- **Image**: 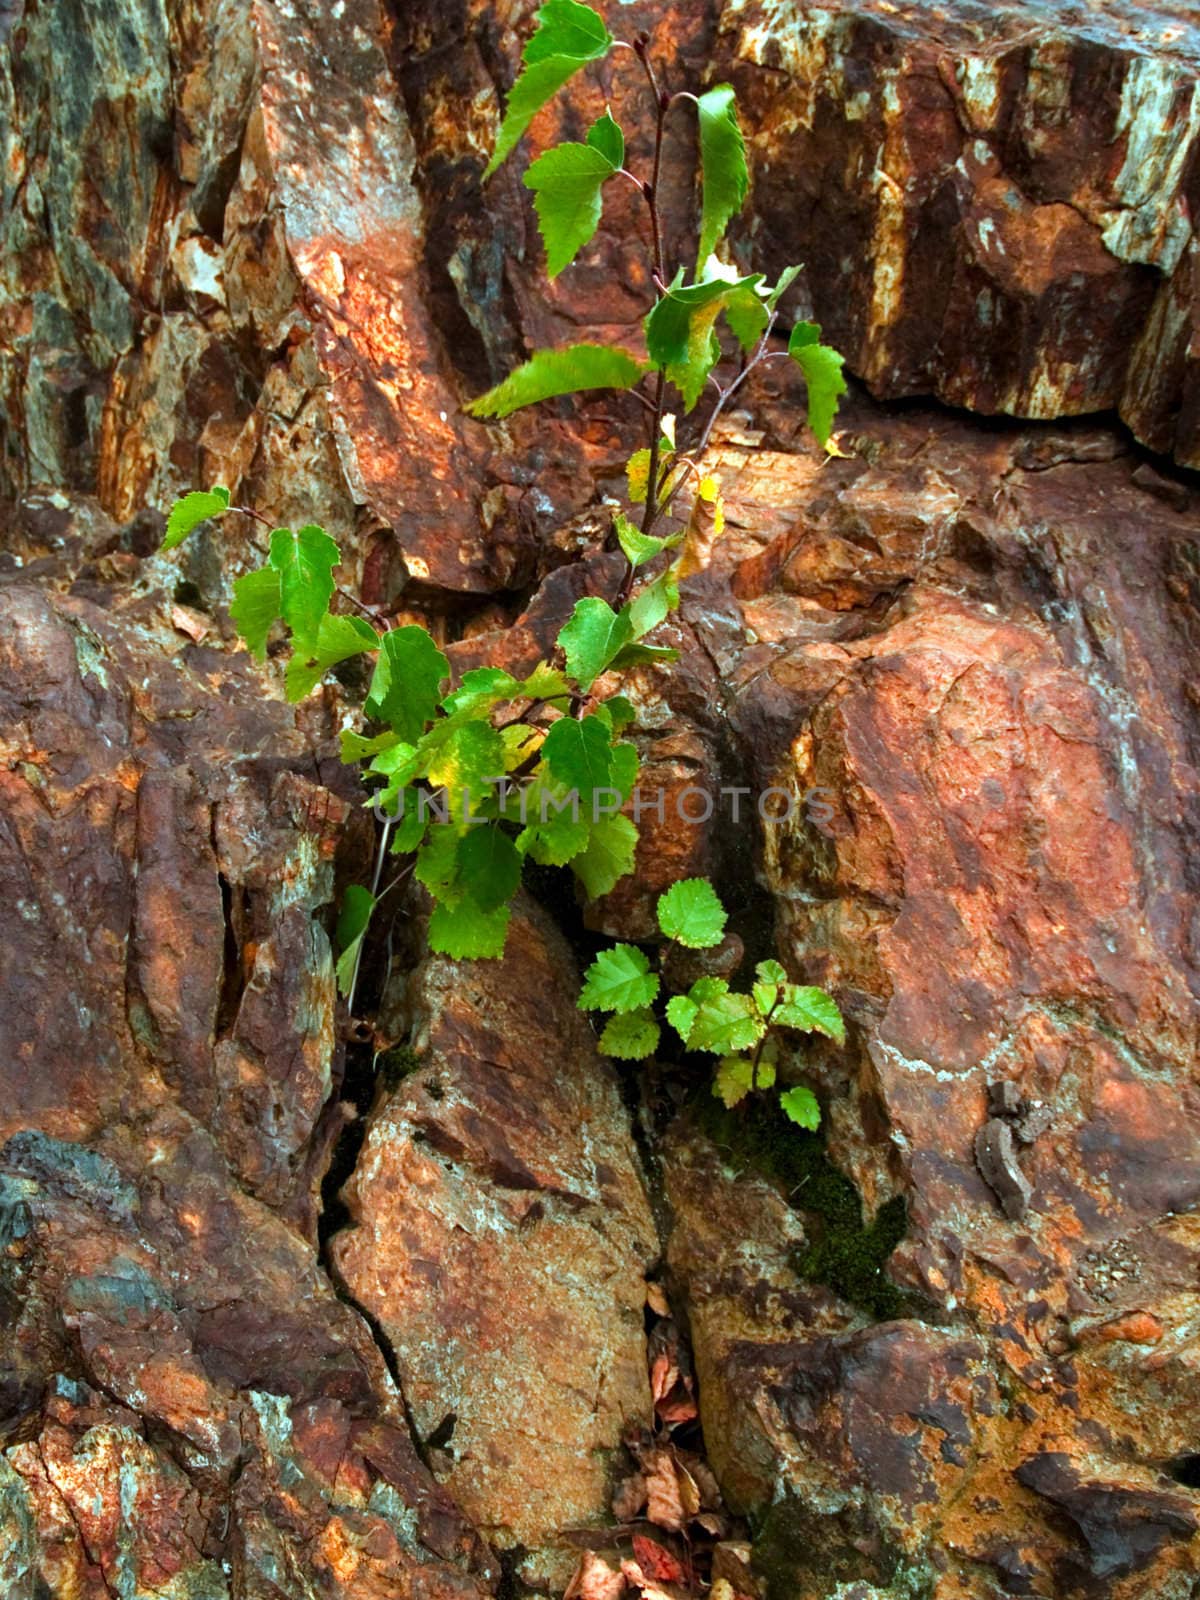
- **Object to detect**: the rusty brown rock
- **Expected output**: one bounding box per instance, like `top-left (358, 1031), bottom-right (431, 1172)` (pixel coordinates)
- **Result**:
top-left (0, 530), bottom-right (495, 1598)
top-left (332, 896), bottom-right (657, 1590)
top-left (717, 0), bottom-right (1200, 465)
top-left (649, 399), bottom-right (1200, 1596)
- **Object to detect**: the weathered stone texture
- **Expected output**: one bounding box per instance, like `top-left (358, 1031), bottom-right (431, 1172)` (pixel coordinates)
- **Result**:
top-left (333, 898), bottom-right (657, 1590)
top-left (4, 0), bottom-right (1200, 1596)
top-left (652, 394), bottom-right (1200, 1597)
top-left (0, 536), bottom-right (495, 1598)
top-left (716, 0), bottom-right (1200, 464)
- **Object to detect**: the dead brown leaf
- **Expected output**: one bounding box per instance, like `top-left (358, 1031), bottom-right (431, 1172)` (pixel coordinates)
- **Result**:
top-left (611, 1470), bottom-right (647, 1523)
top-left (689, 1458), bottom-right (722, 1510)
top-left (643, 1448), bottom-right (700, 1532)
top-left (646, 1282), bottom-right (671, 1317)
top-left (563, 1551), bottom-right (626, 1600)
top-left (631, 1535), bottom-right (686, 1584)
top-left (711, 1541), bottom-right (759, 1599)
top-left (619, 1559), bottom-right (679, 1600)
top-left (650, 1350), bottom-right (679, 1403)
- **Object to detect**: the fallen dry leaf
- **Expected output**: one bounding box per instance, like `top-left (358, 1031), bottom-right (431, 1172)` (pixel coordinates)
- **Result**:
top-left (693, 1511), bottom-right (726, 1537)
top-left (655, 1386), bottom-right (699, 1426)
top-left (611, 1470), bottom-right (646, 1523)
top-left (632, 1535), bottom-right (686, 1585)
top-left (619, 1559), bottom-right (678, 1600)
top-left (563, 1550), bottom-right (626, 1600)
top-left (689, 1458), bottom-right (722, 1510)
top-left (712, 1542), bottom-right (758, 1597)
top-left (646, 1282), bottom-right (671, 1317)
top-left (643, 1448), bottom-right (700, 1532)
top-left (650, 1350), bottom-right (679, 1403)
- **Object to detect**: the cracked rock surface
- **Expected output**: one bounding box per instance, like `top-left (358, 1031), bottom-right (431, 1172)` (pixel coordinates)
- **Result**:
top-left (2, 2), bottom-right (1200, 1598)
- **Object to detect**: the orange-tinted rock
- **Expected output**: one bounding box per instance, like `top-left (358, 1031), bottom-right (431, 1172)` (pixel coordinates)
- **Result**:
top-left (654, 402), bottom-right (1200, 1596)
top-left (717, 0), bottom-right (1200, 465)
top-left (0, 529), bottom-right (494, 1598)
top-left (332, 898), bottom-right (657, 1589)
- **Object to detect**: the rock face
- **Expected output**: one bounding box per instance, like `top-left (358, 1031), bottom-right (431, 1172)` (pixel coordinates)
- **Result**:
top-left (332, 899), bottom-right (657, 1590)
top-left (0, 535), bottom-right (495, 1598)
top-left (4, 1), bottom-right (1200, 1598)
top-left (718, 0), bottom-right (1200, 464)
top-left (656, 396), bottom-right (1200, 1596)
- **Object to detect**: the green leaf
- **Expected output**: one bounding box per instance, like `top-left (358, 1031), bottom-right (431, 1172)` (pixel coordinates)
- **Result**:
top-left (644, 268), bottom-right (764, 411)
top-left (628, 566), bottom-right (679, 638)
top-left (389, 798), bottom-right (428, 854)
top-left (557, 596), bottom-right (633, 690)
top-left (457, 824), bottom-right (522, 913)
top-left (724, 281), bottom-right (770, 353)
top-left (162, 487), bottom-right (230, 552)
top-left (610, 740), bottom-right (639, 802)
top-left (523, 0), bottom-right (610, 63)
top-left (687, 989), bottom-right (763, 1055)
top-left (515, 777), bottom-right (591, 864)
top-left (268, 524), bottom-right (340, 650)
top-left (626, 442), bottom-right (675, 505)
top-left (586, 108), bottom-right (624, 168)
top-left (767, 264), bottom-right (803, 311)
top-left (602, 694), bottom-right (636, 733)
top-left (752, 959), bottom-right (787, 1017)
top-left (416, 823), bottom-right (468, 904)
top-left (607, 641), bottom-right (679, 672)
top-left (483, 0), bottom-right (614, 178)
top-left (615, 511), bottom-right (677, 568)
top-left (572, 812), bottom-right (638, 898)
top-left (657, 878), bottom-right (727, 949)
top-left (714, 1052), bottom-right (775, 1108)
top-left (579, 943), bottom-right (659, 1014)
top-left (787, 322), bottom-right (847, 448)
top-left (521, 662), bottom-right (572, 700)
top-left (690, 976), bottom-right (730, 1002)
top-left (779, 1084), bottom-right (821, 1130)
top-left (774, 985), bottom-right (846, 1044)
top-left (335, 884), bottom-right (375, 998)
top-left (341, 729), bottom-right (399, 764)
top-left (285, 613), bottom-right (379, 702)
top-left (501, 724), bottom-right (542, 770)
top-left (666, 994), bottom-right (698, 1045)
top-left (428, 899), bottom-right (511, 959)
top-left (600, 1007), bottom-right (660, 1059)
top-left (542, 714), bottom-right (614, 808)
top-left (696, 85), bottom-right (749, 268)
top-left (467, 344), bottom-right (646, 420)
top-left (366, 625), bottom-right (449, 742)
top-left (229, 567), bottom-right (281, 661)
top-left (441, 667), bottom-right (520, 717)
top-left (369, 741), bottom-right (420, 784)
top-left (525, 124), bottom-right (619, 277)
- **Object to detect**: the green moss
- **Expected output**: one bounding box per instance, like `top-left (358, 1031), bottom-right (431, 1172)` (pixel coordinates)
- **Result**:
top-left (753, 1496), bottom-right (935, 1599)
top-left (690, 1093), bottom-right (915, 1321)
top-left (377, 1044), bottom-right (420, 1091)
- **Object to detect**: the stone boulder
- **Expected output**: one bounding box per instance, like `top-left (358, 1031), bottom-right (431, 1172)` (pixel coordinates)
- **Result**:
top-left (332, 897), bottom-right (657, 1591)
top-left (0, 527), bottom-right (495, 1598)
top-left (656, 399), bottom-right (1200, 1597)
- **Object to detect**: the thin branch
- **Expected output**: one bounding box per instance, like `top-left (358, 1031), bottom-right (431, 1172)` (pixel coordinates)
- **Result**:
top-left (657, 309), bottom-right (781, 524)
top-left (346, 817), bottom-right (392, 1018)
